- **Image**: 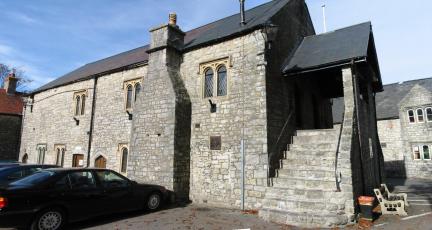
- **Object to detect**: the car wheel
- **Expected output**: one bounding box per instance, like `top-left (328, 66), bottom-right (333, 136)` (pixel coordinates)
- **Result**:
top-left (147, 192), bottom-right (161, 210)
top-left (31, 207), bottom-right (65, 230)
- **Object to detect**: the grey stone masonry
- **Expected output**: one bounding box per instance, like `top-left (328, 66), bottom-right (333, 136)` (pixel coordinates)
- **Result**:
top-left (128, 23), bottom-right (191, 200)
top-left (259, 128), bottom-right (350, 228)
top-left (399, 84), bottom-right (432, 178)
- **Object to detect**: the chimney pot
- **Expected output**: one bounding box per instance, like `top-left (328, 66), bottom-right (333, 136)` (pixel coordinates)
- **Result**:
top-left (169, 13), bottom-right (177, 26)
top-left (4, 72), bottom-right (18, 94)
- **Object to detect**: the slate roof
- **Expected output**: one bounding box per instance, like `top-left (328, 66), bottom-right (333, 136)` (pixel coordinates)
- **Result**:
top-left (0, 89), bottom-right (23, 115)
top-left (283, 22), bottom-right (372, 74)
top-left (332, 77), bottom-right (432, 123)
top-left (33, 0), bottom-right (292, 94)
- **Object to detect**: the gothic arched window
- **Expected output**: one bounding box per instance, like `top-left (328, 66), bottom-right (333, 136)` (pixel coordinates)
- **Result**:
top-left (75, 95), bottom-right (81, 116)
top-left (134, 83), bottom-right (141, 102)
top-left (121, 148), bottom-right (128, 173)
top-left (217, 65), bottom-right (227, 96)
top-left (81, 94), bottom-right (86, 115)
top-left (426, 107), bottom-right (432, 122)
top-left (204, 68), bottom-right (213, 98)
top-left (126, 85), bottom-right (133, 109)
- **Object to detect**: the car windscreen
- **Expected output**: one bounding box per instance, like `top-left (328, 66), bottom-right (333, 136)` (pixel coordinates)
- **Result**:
top-left (10, 171), bottom-right (56, 186)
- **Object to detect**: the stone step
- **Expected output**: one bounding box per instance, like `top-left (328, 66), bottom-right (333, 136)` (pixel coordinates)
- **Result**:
top-left (292, 134), bottom-right (338, 145)
top-left (262, 197), bottom-right (341, 213)
top-left (296, 129), bottom-right (337, 137)
top-left (272, 176), bottom-right (336, 190)
top-left (265, 187), bottom-right (339, 200)
top-left (276, 168), bottom-right (335, 179)
top-left (279, 164), bottom-right (335, 172)
top-left (282, 157), bottom-right (336, 167)
top-left (284, 150), bottom-right (335, 158)
top-left (289, 143), bottom-right (337, 151)
top-left (259, 207), bottom-right (349, 228)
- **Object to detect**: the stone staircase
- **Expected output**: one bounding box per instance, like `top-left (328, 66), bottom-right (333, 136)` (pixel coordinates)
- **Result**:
top-left (260, 129), bottom-right (349, 228)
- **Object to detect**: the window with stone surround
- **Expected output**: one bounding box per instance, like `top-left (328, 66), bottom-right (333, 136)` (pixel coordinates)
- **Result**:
top-left (407, 110), bottom-right (415, 123)
top-left (37, 144), bottom-right (47, 164)
top-left (412, 144), bottom-right (432, 160)
top-left (121, 147), bottom-right (128, 173)
top-left (200, 57), bottom-right (230, 98)
top-left (426, 107), bottom-right (432, 122)
top-left (217, 65), bottom-right (227, 96)
top-left (55, 145), bottom-right (66, 167)
top-left (123, 78), bottom-right (142, 111)
top-left (204, 68), bottom-right (213, 98)
top-left (416, 108), bottom-right (424, 122)
top-left (73, 91), bottom-right (87, 116)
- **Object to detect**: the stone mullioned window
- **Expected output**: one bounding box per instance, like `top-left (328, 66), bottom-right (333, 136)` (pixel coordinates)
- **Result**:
top-left (200, 57), bottom-right (230, 98)
top-left (123, 78), bottom-right (142, 111)
top-left (54, 144), bottom-right (66, 167)
top-left (73, 90), bottom-right (87, 116)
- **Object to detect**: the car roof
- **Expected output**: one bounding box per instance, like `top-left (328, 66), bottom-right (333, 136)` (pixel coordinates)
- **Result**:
top-left (46, 167), bottom-right (114, 172)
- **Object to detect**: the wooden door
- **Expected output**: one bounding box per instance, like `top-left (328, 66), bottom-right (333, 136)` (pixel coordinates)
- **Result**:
top-left (95, 156), bottom-right (107, 168)
top-left (72, 154), bottom-right (84, 167)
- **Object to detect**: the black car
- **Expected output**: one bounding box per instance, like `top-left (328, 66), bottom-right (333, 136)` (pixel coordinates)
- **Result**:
top-left (0, 168), bottom-right (169, 230)
top-left (0, 164), bottom-right (58, 186)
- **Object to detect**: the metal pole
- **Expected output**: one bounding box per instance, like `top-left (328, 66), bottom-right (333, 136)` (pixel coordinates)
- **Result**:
top-left (322, 4), bottom-right (327, 33)
top-left (240, 139), bottom-right (245, 210)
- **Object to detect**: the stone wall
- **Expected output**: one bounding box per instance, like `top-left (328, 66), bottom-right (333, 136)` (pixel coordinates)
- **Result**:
top-left (0, 114), bottom-right (21, 161)
top-left (377, 119), bottom-right (405, 177)
top-left (182, 30), bottom-right (268, 209)
top-left (399, 84), bottom-right (432, 178)
top-left (20, 66), bottom-right (146, 169)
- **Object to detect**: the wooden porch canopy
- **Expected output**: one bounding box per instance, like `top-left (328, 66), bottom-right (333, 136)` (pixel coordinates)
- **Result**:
top-left (282, 22), bottom-right (383, 95)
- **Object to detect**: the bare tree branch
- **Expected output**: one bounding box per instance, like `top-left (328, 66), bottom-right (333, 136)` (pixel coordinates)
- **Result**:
top-left (0, 63), bottom-right (33, 92)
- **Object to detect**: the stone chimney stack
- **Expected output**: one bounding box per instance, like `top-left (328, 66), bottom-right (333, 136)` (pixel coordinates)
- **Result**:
top-left (129, 13), bottom-right (191, 201)
top-left (4, 71), bottom-right (18, 94)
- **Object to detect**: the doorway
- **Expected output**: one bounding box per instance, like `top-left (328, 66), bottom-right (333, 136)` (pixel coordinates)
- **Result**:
top-left (95, 156), bottom-right (107, 168)
top-left (72, 154), bottom-right (84, 167)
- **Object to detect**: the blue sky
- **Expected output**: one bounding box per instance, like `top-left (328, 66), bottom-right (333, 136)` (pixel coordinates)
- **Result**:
top-left (0, 0), bottom-right (430, 89)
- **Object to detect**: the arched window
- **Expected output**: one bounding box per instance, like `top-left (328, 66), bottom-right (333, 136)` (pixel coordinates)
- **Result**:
top-left (126, 85), bottom-right (133, 109)
top-left (204, 68), bottom-right (213, 98)
top-left (121, 148), bottom-right (128, 173)
top-left (22, 154), bottom-right (28, 163)
top-left (37, 147), bottom-right (45, 164)
top-left (408, 110), bottom-right (415, 123)
top-left (217, 65), bottom-right (227, 96)
top-left (81, 95), bottom-right (86, 115)
top-left (61, 148), bottom-right (65, 166)
top-left (417, 108), bottom-right (424, 122)
top-left (75, 96), bottom-right (81, 116)
top-left (423, 145), bottom-right (431, 160)
top-left (426, 108), bottom-right (432, 122)
top-left (134, 83), bottom-right (141, 102)
top-left (56, 148), bottom-right (61, 166)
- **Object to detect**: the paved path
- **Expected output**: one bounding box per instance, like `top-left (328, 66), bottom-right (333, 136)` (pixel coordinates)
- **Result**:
top-left (68, 204), bottom-right (292, 230)
top-left (372, 178), bottom-right (432, 230)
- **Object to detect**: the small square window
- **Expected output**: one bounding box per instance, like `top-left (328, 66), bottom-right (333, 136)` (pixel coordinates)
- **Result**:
top-left (381, 143), bottom-right (387, 148)
top-left (210, 136), bottom-right (221, 150)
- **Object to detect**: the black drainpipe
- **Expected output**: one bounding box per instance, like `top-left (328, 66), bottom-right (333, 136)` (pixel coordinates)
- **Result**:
top-left (86, 77), bottom-right (98, 167)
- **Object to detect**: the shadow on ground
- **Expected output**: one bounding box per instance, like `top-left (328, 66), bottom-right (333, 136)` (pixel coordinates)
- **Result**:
top-left (66, 202), bottom-right (188, 230)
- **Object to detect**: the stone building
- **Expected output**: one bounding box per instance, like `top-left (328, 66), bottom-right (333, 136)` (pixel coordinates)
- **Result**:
top-left (20, 0), bottom-right (385, 227)
top-left (0, 73), bottom-right (23, 161)
top-left (334, 78), bottom-right (432, 179)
